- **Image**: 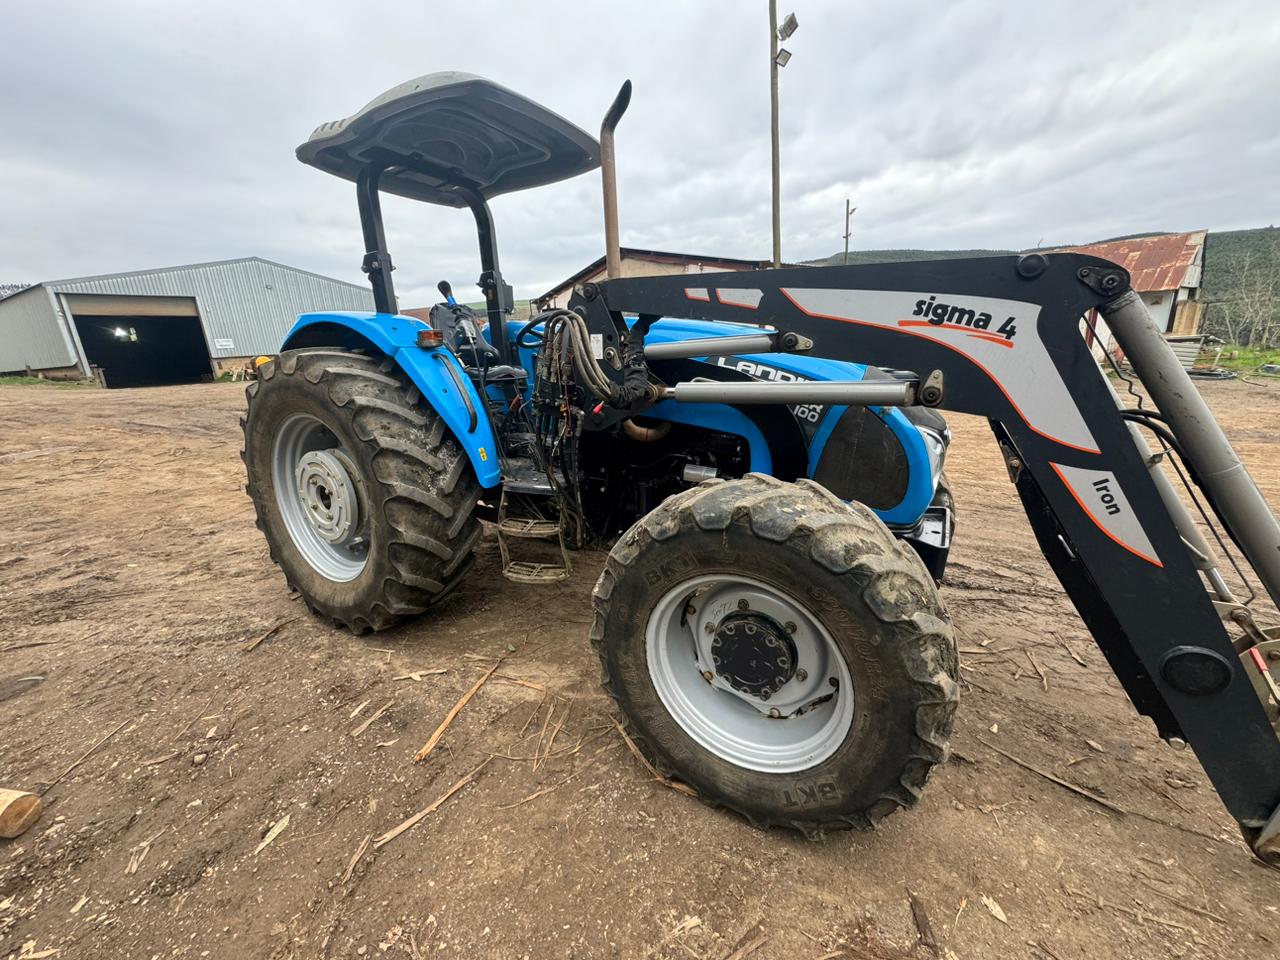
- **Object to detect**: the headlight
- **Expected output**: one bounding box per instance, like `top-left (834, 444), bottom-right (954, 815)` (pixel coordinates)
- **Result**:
top-left (918, 427), bottom-right (947, 483)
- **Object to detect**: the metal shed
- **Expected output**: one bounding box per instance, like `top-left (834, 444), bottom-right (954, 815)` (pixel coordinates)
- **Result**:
top-left (0, 257), bottom-right (373, 387)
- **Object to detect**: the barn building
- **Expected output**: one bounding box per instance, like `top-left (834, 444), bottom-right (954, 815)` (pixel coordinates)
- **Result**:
top-left (1051, 231), bottom-right (1209, 362)
top-left (0, 258), bottom-right (372, 387)
top-left (534, 247), bottom-right (776, 312)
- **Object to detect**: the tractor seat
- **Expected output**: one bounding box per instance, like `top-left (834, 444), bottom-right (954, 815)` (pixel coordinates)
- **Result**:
top-left (484, 364), bottom-right (527, 383)
top-left (463, 364), bottom-right (528, 385)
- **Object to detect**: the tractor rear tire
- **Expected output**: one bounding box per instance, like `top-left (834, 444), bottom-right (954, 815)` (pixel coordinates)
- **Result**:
top-left (242, 348), bottom-right (482, 633)
top-left (591, 473), bottom-right (958, 833)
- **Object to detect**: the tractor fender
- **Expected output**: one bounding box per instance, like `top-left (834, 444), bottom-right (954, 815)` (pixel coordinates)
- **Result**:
top-left (280, 311), bottom-right (501, 488)
top-left (807, 403), bottom-right (936, 527)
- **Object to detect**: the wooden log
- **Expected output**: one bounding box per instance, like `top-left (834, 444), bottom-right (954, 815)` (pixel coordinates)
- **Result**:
top-left (0, 788), bottom-right (42, 839)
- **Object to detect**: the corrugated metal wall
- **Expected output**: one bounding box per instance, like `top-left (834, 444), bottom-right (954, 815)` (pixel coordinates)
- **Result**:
top-left (0, 285), bottom-right (75, 371)
top-left (48, 258), bottom-right (374, 360)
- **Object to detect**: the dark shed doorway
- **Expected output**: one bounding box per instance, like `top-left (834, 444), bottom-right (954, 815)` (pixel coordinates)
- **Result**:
top-left (72, 314), bottom-right (213, 388)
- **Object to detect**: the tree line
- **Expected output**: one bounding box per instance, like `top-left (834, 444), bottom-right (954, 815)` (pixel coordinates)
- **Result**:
top-left (1200, 227), bottom-right (1280, 347)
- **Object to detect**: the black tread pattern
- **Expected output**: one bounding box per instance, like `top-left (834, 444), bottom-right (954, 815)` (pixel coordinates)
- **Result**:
top-left (242, 349), bottom-right (481, 633)
top-left (590, 473), bottom-right (959, 834)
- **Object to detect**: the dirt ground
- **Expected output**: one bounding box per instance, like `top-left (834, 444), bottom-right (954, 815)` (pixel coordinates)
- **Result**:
top-left (1, 378), bottom-right (1278, 960)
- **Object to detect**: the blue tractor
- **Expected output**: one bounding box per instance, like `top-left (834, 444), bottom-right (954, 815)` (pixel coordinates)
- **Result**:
top-left (244, 72), bottom-right (1280, 860)
top-left (243, 73), bottom-right (957, 832)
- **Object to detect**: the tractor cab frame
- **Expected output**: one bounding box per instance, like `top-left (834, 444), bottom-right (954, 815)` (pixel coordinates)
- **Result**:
top-left (296, 71), bottom-right (603, 370)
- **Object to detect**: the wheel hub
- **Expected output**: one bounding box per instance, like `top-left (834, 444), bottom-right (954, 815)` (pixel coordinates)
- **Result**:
top-left (272, 413), bottom-right (368, 583)
top-left (710, 612), bottom-right (797, 700)
top-left (295, 449), bottom-right (360, 544)
top-left (646, 574), bottom-right (855, 773)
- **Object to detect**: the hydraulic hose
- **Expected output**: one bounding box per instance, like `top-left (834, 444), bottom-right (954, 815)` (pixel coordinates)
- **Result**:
top-left (535, 308), bottom-right (656, 408)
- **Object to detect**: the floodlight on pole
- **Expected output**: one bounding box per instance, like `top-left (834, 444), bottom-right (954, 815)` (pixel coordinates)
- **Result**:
top-left (842, 200), bottom-right (857, 266)
top-left (768, 2), bottom-right (798, 268)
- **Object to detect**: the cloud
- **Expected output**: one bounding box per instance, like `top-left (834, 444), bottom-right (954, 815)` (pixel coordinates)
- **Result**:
top-left (1, 1), bottom-right (1276, 306)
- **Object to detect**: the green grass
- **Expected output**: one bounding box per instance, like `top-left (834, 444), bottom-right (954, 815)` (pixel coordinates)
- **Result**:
top-left (0, 375), bottom-right (93, 388)
top-left (1206, 344), bottom-right (1280, 375)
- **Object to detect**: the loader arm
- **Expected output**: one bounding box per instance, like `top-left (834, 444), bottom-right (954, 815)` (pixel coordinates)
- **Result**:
top-left (577, 252), bottom-right (1280, 844)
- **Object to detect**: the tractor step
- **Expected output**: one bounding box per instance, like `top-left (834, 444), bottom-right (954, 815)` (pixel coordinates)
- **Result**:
top-left (502, 560), bottom-right (571, 584)
top-left (496, 486), bottom-right (572, 584)
top-left (498, 517), bottom-right (562, 539)
top-left (500, 456), bottom-right (557, 496)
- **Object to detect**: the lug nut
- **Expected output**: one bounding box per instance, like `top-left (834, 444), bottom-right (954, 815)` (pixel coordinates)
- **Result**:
top-left (796, 669), bottom-right (808, 682)
top-left (768, 708), bottom-right (781, 719)
top-left (701, 670), bottom-right (714, 682)
top-left (737, 599), bottom-right (750, 611)
top-left (685, 604), bottom-right (697, 618)
top-left (784, 621), bottom-right (797, 634)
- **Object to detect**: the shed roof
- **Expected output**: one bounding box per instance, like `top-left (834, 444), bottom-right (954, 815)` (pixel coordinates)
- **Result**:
top-left (0, 256), bottom-right (375, 370)
top-left (1050, 231), bottom-right (1207, 292)
top-left (538, 247), bottom-right (777, 303)
top-left (34, 256), bottom-right (368, 292)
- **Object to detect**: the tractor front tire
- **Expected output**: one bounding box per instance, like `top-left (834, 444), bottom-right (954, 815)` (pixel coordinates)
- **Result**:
top-left (591, 474), bottom-right (958, 833)
top-left (242, 348), bottom-right (481, 633)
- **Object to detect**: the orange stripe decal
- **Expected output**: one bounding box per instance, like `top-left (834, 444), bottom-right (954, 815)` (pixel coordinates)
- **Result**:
top-left (779, 288), bottom-right (1100, 454)
top-left (1048, 463), bottom-right (1163, 567)
top-left (897, 319), bottom-right (1014, 348)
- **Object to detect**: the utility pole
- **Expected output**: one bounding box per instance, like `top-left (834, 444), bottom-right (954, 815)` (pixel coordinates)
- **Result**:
top-left (769, 0), bottom-right (781, 267)
top-left (842, 200), bottom-right (856, 265)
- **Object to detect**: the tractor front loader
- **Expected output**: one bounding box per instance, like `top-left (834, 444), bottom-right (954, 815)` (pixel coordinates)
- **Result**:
top-left (242, 73), bottom-right (1280, 861)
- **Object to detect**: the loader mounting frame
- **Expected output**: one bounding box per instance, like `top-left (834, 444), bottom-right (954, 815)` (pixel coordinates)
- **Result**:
top-left (575, 252), bottom-right (1280, 849)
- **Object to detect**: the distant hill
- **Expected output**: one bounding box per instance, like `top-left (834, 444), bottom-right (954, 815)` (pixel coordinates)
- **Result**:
top-left (810, 226), bottom-right (1280, 346)
top-left (804, 248), bottom-right (1013, 267)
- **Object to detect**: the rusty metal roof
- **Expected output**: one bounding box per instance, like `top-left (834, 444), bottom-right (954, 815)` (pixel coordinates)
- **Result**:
top-left (1051, 231), bottom-right (1207, 292)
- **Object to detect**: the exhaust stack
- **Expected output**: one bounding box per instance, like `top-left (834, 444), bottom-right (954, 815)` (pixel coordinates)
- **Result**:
top-left (600, 80), bottom-right (632, 280)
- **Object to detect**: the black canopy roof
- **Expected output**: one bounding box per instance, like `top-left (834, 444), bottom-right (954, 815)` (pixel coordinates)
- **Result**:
top-left (296, 72), bottom-right (601, 208)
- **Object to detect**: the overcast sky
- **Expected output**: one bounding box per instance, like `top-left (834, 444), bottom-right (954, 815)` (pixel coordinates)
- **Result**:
top-left (2, 1), bottom-right (1277, 306)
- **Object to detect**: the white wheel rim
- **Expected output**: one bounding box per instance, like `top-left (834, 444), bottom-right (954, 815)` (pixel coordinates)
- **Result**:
top-left (645, 573), bottom-right (855, 773)
top-left (272, 413), bottom-right (369, 582)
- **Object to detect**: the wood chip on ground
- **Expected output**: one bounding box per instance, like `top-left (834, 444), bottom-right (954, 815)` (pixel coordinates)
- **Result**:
top-left (350, 701), bottom-right (392, 738)
top-left (612, 719), bottom-right (697, 797)
top-left (342, 833), bottom-right (371, 884)
top-left (41, 718), bottom-right (131, 794)
top-left (373, 759), bottom-right (490, 848)
top-left (254, 813), bottom-right (290, 855)
top-left (242, 619), bottom-right (292, 653)
top-left (413, 662), bottom-right (500, 763)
